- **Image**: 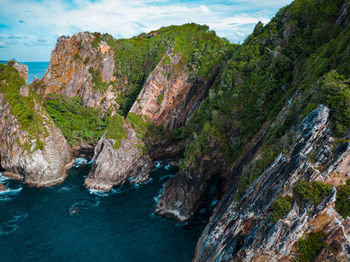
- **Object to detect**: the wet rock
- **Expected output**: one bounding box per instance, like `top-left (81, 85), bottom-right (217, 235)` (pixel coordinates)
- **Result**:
top-left (85, 122), bottom-right (153, 191)
top-left (0, 183), bottom-right (6, 192)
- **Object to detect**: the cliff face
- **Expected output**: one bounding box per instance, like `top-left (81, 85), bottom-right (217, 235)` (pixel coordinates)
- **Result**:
top-left (11, 62), bottom-right (28, 82)
top-left (0, 64), bottom-right (73, 186)
top-left (84, 25), bottom-right (228, 191)
top-left (85, 115), bottom-right (153, 191)
top-left (194, 105), bottom-right (350, 261)
top-left (39, 32), bottom-right (119, 113)
top-left (130, 48), bottom-right (210, 130)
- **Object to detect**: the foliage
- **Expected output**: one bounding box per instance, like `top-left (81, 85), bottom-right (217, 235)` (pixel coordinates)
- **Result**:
top-left (44, 94), bottom-right (109, 146)
top-left (102, 23), bottom-right (231, 116)
top-left (335, 180), bottom-right (350, 219)
top-left (321, 70), bottom-right (350, 135)
top-left (269, 196), bottom-right (293, 223)
top-left (157, 94), bottom-right (164, 105)
top-left (0, 64), bottom-right (46, 137)
top-left (105, 113), bottom-right (127, 149)
top-left (294, 232), bottom-right (326, 262)
top-left (127, 113), bottom-right (151, 140)
top-left (293, 181), bottom-right (332, 206)
top-left (88, 67), bottom-right (109, 90)
top-left (235, 147), bottom-right (278, 200)
top-left (7, 59), bottom-right (16, 66)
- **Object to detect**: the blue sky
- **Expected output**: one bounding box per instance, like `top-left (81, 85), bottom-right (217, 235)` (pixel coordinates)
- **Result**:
top-left (0, 0), bottom-right (293, 61)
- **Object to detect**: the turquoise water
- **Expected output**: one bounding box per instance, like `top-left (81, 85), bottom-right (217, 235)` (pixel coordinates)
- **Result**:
top-left (0, 163), bottom-right (204, 261)
top-left (0, 61), bottom-right (49, 83)
top-left (22, 62), bottom-right (49, 83)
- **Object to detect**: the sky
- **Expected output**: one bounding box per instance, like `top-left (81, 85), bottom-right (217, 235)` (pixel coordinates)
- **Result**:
top-left (0, 0), bottom-right (293, 62)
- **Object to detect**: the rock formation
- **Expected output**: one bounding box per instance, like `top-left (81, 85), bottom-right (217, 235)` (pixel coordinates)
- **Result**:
top-left (11, 62), bottom-right (28, 82)
top-left (38, 32), bottom-right (119, 113)
top-left (0, 64), bottom-right (73, 187)
top-left (193, 105), bottom-right (350, 261)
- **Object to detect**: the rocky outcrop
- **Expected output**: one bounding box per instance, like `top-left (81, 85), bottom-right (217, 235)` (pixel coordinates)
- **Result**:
top-left (0, 91), bottom-right (73, 187)
top-left (0, 183), bottom-right (6, 192)
top-left (11, 62), bottom-right (28, 82)
top-left (85, 46), bottom-right (220, 191)
top-left (193, 105), bottom-right (350, 261)
top-left (39, 32), bottom-right (119, 113)
top-left (85, 120), bottom-right (153, 191)
top-left (130, 48), bottom-right (210, 130)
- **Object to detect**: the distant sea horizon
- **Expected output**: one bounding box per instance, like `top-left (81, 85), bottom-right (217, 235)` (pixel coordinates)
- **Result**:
top-left (0, 60), bottom-right (49, 84)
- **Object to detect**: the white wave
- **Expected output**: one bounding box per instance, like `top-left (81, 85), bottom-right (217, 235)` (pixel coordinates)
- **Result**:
top-left (88, 188), bottom-right (109, 197)
top-left (58, 186), bottom-right (71, 192)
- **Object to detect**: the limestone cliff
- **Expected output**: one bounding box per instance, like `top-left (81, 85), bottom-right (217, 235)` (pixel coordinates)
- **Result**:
top-left (11, 62), bottom-right (28, 82)
top-left (38, 32), bottom-right (119, 113)
top-left (193, 105), bottom-right (350, 261)
top-left (0, 64), bottom-right (73, 186)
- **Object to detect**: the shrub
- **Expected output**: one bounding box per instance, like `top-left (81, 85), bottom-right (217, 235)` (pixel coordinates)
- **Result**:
top-left (44, 94), bottom-right (109, 146)
top-left (269, 196), bottom-right (293, 223)
top-left (293, 181), bottom-right (332, 206)
top-left (295, 232), bottom-right (326, 262)
top-left (105, 113), bottom-right (127, 149)
top-left (335, 180), bottom-right (350, 219)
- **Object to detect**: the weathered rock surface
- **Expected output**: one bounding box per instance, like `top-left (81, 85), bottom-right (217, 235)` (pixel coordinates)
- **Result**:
top-left (85, 122), bottom-right (153, 191)
top-left (0, 183), bottom-right (6, 192)
top-left (193, 105), bottom-right (350, 261)
top-left (0, 94), bottom-right (73, 187)
top-left (12, 62), bottom-right (28, 82)
top-left (39, 32), bottom-right (119, 113)
top-left (130, 48), bottom-right (210, 130)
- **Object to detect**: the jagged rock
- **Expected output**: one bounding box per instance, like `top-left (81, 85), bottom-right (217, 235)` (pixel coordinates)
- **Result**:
top-left (193, 105), bottom-right (350, 261)
top-left (0, 92), bottom-right (73, 187)
top-left (12, 62), bottom-right (28, 82)
top-left (130, 47), bottom-right (212, 130)
top-left (0, 183), bottom-right (6, 192)
top-left (39, 32), bottom-right (119, 113)
top-left (85, 122), bottom-right (153, 191)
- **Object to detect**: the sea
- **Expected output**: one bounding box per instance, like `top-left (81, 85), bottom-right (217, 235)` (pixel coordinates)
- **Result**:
top-left (0, 61), bottom-right (49, 84)
top-left (0, 62), bottom-right (205, 261)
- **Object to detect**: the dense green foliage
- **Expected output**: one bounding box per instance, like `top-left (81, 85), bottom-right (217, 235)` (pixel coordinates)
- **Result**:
top-left (101, 23), bottom-right (231, 116)
top-left (335, 180), bottom-right (350, 219)
top-left (321, 70), bottom-right (350, 135)
top-left (126, 113), bottom-right (151, 140)
top-left (44, 94), bottom-right (109, 146)
top-left (235, 148), bottom-right (278, 200)
top-left (0, 64), bottom-right (46, 138)
top-left (295, 232), bottom-right (326, 262)
top-left (293, 181), bottom-right (332, 206)
top-left (173, 0), bottom-right (350, 200)
top-left (105, 113), bottom-right (127, 149)
top-left (269, 196), bottom-right (293, 223)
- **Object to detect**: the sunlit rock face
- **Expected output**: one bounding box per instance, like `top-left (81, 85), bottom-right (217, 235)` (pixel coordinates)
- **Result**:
top-left (11, 62), bottom-right (28, 82)
top-left (193, 105), bottom-right (350, 262)
top-left (39, 32), bottom-right (119, 114)
top-left (0, 92), bottom-right (73, 187)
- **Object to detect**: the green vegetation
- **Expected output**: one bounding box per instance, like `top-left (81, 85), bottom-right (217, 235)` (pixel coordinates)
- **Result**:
top-left (157, 94), bottom-right (164, 106)
top-left (101, 23), bottom-right (231, 116)
top-left (321, 70), bottom-right (350, 135)
top-left (293, 181), bottom-right (332, 206)
top-left (126, 113), bottom-right (151, 140)
top-left (295, 232), bottom-right (326, 262)
top-left (269, 196), bottom-right (293, 223)
top-left (6, 59), bottom-right (16, 66)
top-left (335, 180), bottom-right (350, 219)
top-left (91, 32), bottom-right (101, 48)
top-left (235, 148), bottom-right (278, 200)
top-left (88, 67), bottom-right (109, 90)
top-left (44, 94), bottom-right (109, 146)
top-left (105, 113), bottom-right (127, 149)
top-left (0, 64), bottom-right (46, 138)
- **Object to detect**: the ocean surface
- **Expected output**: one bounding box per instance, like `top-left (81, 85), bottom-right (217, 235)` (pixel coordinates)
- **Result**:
top-left (0, 61), bottom-right (49, 84)
top-left (0, 162), bottom-right (204, 261)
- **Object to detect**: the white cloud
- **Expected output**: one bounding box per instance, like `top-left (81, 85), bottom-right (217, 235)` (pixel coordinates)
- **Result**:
top-left (0, 0), bottom-right (293, 61)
